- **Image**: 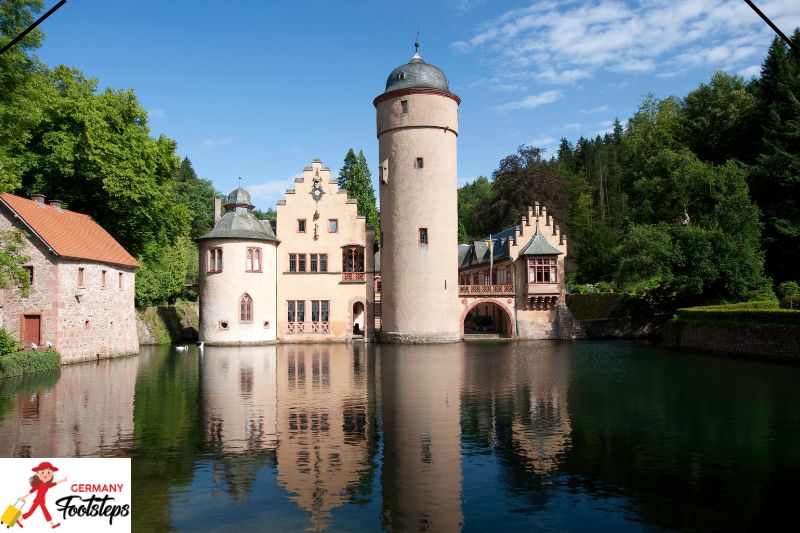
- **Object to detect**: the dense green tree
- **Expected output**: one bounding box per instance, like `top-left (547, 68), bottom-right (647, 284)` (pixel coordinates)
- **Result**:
top-left (748, 32), bottom-right (800, 283)
top-left (457, 219), bottom-right (468, 244)
top-left (174, 157), bottom-right (218, 240)
top-left (135, 235), bottom-right (194, 306)
top-left (457, 175), bottom-right (491, 239)
top-left (339, 148), bottom-right (380, 244)
top-left (478, 145), bottom-right (571, 232)
top-left (680, 72), bottom-right (758, 165)
top-left (0, 230), bottom-right (31, 296)
top-left (252, 207), bottom-right (276, 220)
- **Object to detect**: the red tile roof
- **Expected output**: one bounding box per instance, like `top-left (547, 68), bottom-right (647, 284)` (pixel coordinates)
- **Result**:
top-left (0, 193), bottom-right (140, 268)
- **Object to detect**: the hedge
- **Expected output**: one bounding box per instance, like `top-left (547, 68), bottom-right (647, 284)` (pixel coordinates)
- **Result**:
top-left (0, 349), bottom-right (61, 379)
top-left (687, 301), bottom-right (779, 310)
top-left (676, 308), bottom-right (800, 327)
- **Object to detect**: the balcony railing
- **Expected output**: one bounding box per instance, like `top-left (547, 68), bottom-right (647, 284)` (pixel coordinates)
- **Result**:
top-left (342, 272), bottom-right (365, 282)
top-left (459, 284), bottom-right (515, 296)
top-left (287, 322), bottom-right (305, 334)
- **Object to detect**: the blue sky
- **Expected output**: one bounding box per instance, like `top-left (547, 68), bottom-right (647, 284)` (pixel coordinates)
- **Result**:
top-left (33, 0), bottom-right (799, 210)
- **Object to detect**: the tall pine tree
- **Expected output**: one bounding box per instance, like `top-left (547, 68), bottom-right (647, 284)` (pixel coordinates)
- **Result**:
top-left (749, 32), bottom-right (800, 283)
top-left (339, 149), bottom-right (380, 245)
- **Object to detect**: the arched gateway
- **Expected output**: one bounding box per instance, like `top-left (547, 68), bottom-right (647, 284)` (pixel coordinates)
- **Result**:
top-left (460, 298), bottom-right (515, 338)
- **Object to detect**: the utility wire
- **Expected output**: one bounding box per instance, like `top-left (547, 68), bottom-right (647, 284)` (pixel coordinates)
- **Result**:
top-left (743, 0), bottom-right (798, 55)
top-left (0, 0), bottom-right (67, 56)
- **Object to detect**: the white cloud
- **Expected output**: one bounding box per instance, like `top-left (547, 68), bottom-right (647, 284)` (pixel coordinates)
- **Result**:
top-left (580, 105), bottom-right (609, 114)
top-left (498, 90), bottom-right (562, 111)
top-left (739, 64), bottom-right (761, 79)
top-left (563, 122), bottom-right (583, 130)
top-left (201, 136), bottom-right (237, 150)
top-left (529, 135), bottom-right (557, 148)
top-left (453, 0), bottom-right (800, 85)
top-left (148, 108), bottom-right (165, 119)
top-left (247, 175), bottom-right (303, 207)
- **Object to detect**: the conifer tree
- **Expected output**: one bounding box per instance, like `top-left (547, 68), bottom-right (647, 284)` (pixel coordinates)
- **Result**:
top-left (749, 32), bottom-right (800, 283)
top-left (339, 149), bottom-right (380, 245)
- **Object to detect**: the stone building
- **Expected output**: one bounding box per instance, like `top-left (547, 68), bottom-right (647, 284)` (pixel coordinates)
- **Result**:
top-left (276, 160), bottom-right (375, 342)
top-left (197, 160), bottom-right (375, 346)
top-left (457, 203), bottom-right (580, 339)
top-left (374, 43), bottom-right (462, 343)
top-left (0, 193), bottom-right (139, 362)
top-left (197, 188), bottom-right (279, 345)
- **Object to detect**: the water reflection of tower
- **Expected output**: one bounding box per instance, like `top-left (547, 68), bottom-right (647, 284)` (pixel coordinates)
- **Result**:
top-left (379, 343), bottom-right (464, 531)
top-left (201, 346), bottom-right (279, 500)
top-left (275, 344), bottom-right (376, 530)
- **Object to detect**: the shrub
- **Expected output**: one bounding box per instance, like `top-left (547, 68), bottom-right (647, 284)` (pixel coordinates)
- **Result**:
top-left (676, 308), bottom-right (800, 327)
top-left (0, 328), bottom-right (20, 357)
top-left (0, 349), bottom-right (61, 379)
top-left (777, 281), bottom-right (800, 309)
top-left (595, 281), bottom-right (615, 293)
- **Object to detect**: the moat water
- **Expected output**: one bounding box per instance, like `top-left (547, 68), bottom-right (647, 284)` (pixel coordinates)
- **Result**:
top-left (1, 341), bottom-right (798, 531)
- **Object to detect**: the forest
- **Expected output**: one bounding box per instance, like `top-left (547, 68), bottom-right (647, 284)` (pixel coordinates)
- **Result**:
top-left (458, 30), bottom-right (800, 309)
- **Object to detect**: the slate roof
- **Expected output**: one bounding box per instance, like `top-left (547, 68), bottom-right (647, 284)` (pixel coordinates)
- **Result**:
top-left (384, 52), bottom-right (449, 93)
top-left (0, 193), bottom-right (140, 268)
top-left (198, 187), bottom-right (278, 242)
top-left (519, 219), bottom-right (562, 256)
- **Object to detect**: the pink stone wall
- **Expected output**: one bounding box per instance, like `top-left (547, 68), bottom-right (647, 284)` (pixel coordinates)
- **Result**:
top-left (0, 210), bottom-right (138, 362)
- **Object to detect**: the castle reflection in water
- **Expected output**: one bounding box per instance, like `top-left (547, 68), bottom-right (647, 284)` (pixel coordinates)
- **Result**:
top-left (0, 342), bottom-right (572, 531)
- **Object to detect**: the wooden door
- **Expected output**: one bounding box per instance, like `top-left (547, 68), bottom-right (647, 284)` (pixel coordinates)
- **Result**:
top-left (23, 314), bottom-right (41, 346)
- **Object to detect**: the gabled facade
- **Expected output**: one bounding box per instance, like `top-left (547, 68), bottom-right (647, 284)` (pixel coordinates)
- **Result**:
top-left (0, 193), bottom-right (139, 362)
top-left (458, 202), bottom-right (573, 339)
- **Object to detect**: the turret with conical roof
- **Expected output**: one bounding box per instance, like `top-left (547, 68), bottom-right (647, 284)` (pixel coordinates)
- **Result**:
top-left (197, 185), bottom-right (279, 345)
top-left (374, 42), bottom-right (462, 343)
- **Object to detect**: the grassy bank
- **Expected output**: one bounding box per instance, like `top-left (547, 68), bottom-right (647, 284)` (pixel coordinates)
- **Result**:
top-left (0, 349), bottom-right (61, 379)
top-left (675, 301), bottom-right (800, 327)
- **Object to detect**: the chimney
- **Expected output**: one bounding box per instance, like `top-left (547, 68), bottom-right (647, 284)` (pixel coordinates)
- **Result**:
top-left (31, 194), bottom-right (45, 206)
top-left (49, 199), bottom-right (62, 211)
top-left (214, 196), bottom-right (222, 224)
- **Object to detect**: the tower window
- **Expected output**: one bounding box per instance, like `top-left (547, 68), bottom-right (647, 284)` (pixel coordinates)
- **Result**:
top-left (400, 100), bottom-right (408, 113)
top-left (415, 157), bottom-right (424, 169)
top-left (208, 248), bottom-right (223, 272)
top-left (78, 267), bottom-right (85, 287)
top-left (240, 293), bottom-right (253, 322)
top-left (101, 270), bottom-right (107, 288)
top-left (398, 71), bottom-right (406, 80)
top-left (118, 272), bottom-right (124, 289)
top-left (298, 219), bottom-right (306, 233)
top-left (246, 247), bottom-right (262, 272)
top-left (419, 228), bottom-right (428, 244)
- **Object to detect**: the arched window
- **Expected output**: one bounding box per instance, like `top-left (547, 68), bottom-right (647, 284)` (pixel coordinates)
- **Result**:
top-left (240, 293), bottom-right (253, 322)
top-left (208, 247), bottom-right (223, 272)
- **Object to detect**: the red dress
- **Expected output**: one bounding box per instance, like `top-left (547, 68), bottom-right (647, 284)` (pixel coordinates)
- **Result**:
top-left (22, 482), bottom-right (57, 522)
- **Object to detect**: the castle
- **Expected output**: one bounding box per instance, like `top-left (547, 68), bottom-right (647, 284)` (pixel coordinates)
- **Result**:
top-left (198, 45), bottom-right (579, 345)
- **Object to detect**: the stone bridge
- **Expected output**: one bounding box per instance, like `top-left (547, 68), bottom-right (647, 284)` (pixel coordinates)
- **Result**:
top-left (458, 285), bottom-right (516, 337)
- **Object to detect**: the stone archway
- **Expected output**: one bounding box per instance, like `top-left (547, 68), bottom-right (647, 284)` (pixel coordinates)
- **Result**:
top-left (352, 301), bottom-right (365, 337)
top-left (460, 298), bottom-right (515, 338)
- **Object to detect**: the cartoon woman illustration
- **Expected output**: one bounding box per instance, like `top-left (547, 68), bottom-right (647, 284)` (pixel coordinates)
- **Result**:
top-left (16, 461), bottom-right (67, 529)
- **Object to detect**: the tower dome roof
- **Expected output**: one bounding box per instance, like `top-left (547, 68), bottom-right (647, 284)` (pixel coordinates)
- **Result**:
top-left (384, 44), bottom-right (449, 93)
top-left (225, 186), bottom-right (252, 208)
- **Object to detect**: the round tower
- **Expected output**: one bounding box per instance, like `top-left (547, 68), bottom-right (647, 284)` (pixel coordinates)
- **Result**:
top-left (197, 186), bottom-right (279, 345)
top-left (374, 43), bottom-right (461, 343)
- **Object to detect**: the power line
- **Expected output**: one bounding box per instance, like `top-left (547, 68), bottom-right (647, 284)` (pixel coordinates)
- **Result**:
top-left (0, 0), bottom-right (68, 56)
top-left (743, 0), bottom-right (798, 55)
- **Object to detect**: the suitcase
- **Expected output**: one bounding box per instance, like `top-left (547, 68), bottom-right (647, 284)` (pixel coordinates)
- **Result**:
top-left (1, 499), bottom-right (23, 528)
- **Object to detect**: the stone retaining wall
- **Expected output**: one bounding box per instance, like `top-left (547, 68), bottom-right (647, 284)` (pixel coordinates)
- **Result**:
top-left (668, 321), bottom-right (800, 360)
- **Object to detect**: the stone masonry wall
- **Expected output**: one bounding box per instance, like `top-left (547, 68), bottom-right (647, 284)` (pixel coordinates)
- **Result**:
top-left (676, 322), bottom-right (800, 360)
top-left (0, 212), bottom-right (59, 349)
top-left (57, 259), bottom-right (138, 362)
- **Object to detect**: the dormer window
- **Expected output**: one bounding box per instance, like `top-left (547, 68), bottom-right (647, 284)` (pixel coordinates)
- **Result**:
top-left (398, 71), bottom-right (406, 80)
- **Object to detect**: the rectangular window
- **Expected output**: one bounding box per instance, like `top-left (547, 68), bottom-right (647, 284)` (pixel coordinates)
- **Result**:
top-left (246, 247), bottom-right (262, 272)
top-left (415, 157), bottom-right (424, 169)
top-left (529, 257), bottom-right (558, 283)
top-left (328, 219), bottom-right (338, 233)
top-left (287, 301), bottom-right (305, 323)
top-left (419, 228), bottom-right (428, 244)
top-left (102, 270), bottom-right (107, 288)
top-left (311, 300), bottom-right (330, 322)
top-left (208, 248), bottom-right (223, 272)
top-left (118, 272), bottom-right (123, 289)
top-left (288, 301), bottom-right (296, 322)
top-left (78, 267), bottom-right (85, 287)
top-left (310, 254), bottom-right (318, 272)
top-left (23, 266), bottom-right (33, 285)
top-left (289, 254), bottom-right (297, 272)
top-left (400, 100), bottom-right (408, 113)
top-left (298, 254), bottom-right (306, 272)
top-left (297, 301), bottom-right (305, 322)
top-left (298, 219), bottom-right (306, 233)
top-left (319, 254), bottom-right (327, 272)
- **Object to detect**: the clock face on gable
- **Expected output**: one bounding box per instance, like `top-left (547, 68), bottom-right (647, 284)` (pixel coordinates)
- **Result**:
top-left (311, 186), bottom-right (324, 202)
